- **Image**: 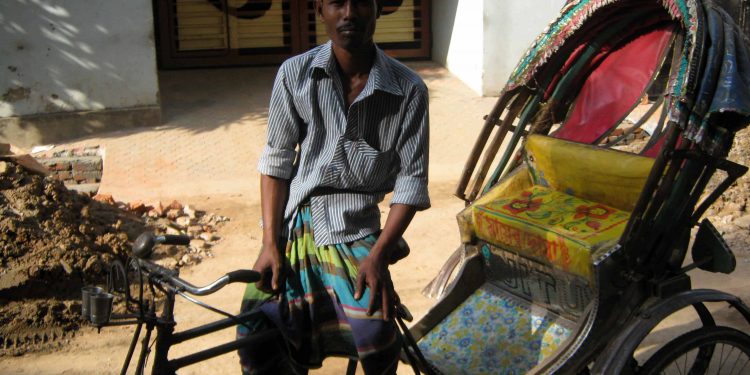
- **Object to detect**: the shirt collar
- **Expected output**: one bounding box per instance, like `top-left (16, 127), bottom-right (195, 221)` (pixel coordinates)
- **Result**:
top-left (310, 41), bottom-right (404, 97)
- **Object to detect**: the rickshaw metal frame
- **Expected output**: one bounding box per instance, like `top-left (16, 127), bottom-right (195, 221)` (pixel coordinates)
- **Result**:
top-left (593, 289), bottom-right (750, 373)
top-left (412, 0), bottom-right (750, 373)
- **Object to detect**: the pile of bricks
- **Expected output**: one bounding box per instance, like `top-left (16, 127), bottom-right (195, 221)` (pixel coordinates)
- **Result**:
top-left (34, 146), bottom-right (103, 195)
top-left (93, 194), bottom-right (230, 268)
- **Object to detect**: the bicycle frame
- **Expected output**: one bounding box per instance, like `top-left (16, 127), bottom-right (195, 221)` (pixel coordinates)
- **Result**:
top-left (89, 233), bottom-right (425, 375)
top-left (86, 233), bottom-right (276, 375)
top-left (118, 285), bottom-right (278, 375)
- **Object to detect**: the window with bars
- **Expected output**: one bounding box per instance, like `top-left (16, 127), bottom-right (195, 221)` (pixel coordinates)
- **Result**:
top-left (157, 0), bottom-right (430, 68)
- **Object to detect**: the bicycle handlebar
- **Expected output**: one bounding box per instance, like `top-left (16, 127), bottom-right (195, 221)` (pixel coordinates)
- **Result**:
top-left (132, 232), bottom-right (261, 296)
top-left (133, 233), bottom-right (191, 259)
top-left (226, 270), bottom-right (262, 284)
top-left (135, 258), bottom-right (260, 296)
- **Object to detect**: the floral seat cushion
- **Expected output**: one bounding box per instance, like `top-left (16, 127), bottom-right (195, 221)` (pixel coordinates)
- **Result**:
top-left (471, 185), bottom-right (630, 278)
top-left (417, 284), bottom-right (575, 374)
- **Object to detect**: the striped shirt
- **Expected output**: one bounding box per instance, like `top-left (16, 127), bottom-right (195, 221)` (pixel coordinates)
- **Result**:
top-left (258, 41), bottom-right (430, 246)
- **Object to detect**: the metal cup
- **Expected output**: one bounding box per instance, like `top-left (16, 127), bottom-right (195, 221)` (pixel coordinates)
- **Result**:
top-left (81, 286), bottom-right (104, 320)
top-left (89, 292), bottom-right (114, 326)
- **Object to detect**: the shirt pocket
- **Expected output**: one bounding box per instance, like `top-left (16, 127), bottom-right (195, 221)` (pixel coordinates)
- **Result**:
top-left (341, 138), bottom-right (393, 188)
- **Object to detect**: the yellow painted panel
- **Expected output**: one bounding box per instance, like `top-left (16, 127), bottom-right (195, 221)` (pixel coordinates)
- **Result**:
top-left (524, 135), bottom-right (654, 212)
top-left (239, 37), bottom-right (288, 48)
top-left (176, 0), bottom-right (227, 51)
top-left (177, 26), bottom-right (226, 37)
top-left (177, 1), bottom-right (223, 14)
top-left (472, 186), bottom-right (630, 278)
top-left (178, 34), bottom-right (227, 42)
top-left (178, 16), bottom-right (225, 26)
top-left (233, 0), bottom-right (285, 49)
top-left (473, 165), bottom-right (533, 207)
top-left (458, 165), bottom-right (533, 243)
top-left (179, 38), bottom-right (227, 50)
top-left (176, 0), bottom-right (287, 51)
top-left (379, 13), bottom-right (420, 23)
top-left (236, 24), bottom-right (287, 33)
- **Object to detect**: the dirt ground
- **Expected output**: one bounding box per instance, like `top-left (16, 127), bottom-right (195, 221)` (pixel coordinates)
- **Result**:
top-left (1, 63), bottom-right (749, 374)
top-left (0, 63), bottom-right (497, 374)
top-left (0, 189), bottom-right (476, 375)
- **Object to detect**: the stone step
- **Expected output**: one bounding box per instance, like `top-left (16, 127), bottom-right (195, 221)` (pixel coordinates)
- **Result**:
top-left (64, 183), bottom-right (100, 195)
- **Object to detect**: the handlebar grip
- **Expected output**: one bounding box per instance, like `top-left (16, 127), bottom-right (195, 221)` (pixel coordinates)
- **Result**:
top-left (157, 235), bottom-right (191, 246)
top-left (226, 270), bottom-right (261, 284)
top-left (132, 233), bottom-right (191, 259)
top-left (133, 233), bottom-right (156, 259)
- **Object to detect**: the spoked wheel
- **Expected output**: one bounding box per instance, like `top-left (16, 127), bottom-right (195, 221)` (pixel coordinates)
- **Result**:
top-left (638, 326), bottom-right (750, 375)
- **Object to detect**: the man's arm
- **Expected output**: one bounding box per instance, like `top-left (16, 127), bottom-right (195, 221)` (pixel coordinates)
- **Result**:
top-left (354, 83), bottom-right (430, 321)
top-left (254, 63), bottom-right (300, 293)
top-left (354, 203), bottom-right (417, 321)
top-left (254, 174), bottom-right (289, 293)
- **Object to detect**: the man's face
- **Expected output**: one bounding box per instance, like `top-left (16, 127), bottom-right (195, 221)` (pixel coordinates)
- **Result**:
top-left (317, 0), bottom-right (380, 52)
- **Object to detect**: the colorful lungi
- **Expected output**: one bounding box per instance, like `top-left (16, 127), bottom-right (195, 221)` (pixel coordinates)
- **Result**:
top-left (237, 205), bottom-right (400, 374)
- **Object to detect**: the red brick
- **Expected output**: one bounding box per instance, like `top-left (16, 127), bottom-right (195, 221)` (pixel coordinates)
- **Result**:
top-left (167, 200), bottom-right (183, 211)
top-left (50, 161), bottom-right (71, 171)
top-left (94, 194), bottom-right (115, 205)
top-left (71, 158), bottom-right (102, 172)
top-left (73, 170), bottom-right (101, 182)
top-left (128, 201), bottom-right (148, 215)
top-left (54, 171), bottom-right (72, 181)
top-left (148, 201), bottom-right (164, 217)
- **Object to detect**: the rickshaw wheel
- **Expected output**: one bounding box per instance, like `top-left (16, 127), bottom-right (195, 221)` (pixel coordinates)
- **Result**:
top-left (638, 326), bottom-right (750, 375)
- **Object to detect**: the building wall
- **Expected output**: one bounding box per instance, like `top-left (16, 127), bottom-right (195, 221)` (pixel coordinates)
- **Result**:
top-left (431, 0), bottom-right (484, 94)
top-left (433, 0), bottom-right (566, 96)
top-left (483, 0), bottom-right (566, 96)
top-left (0, 0), bottom-right (160, 147)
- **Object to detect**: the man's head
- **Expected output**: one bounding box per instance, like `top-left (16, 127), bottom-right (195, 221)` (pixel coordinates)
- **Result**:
top-left (316, 0), bottom-right (383, 52)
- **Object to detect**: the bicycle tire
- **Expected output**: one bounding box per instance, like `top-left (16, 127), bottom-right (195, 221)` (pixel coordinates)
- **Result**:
top-left (638, 326), bottom-right (750, 375)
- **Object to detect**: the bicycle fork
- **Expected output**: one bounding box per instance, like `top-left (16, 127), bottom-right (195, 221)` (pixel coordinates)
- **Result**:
top-left (151, 292), bottom-right (177, 375)
top-left (131, 292), bottom-right (177, 375)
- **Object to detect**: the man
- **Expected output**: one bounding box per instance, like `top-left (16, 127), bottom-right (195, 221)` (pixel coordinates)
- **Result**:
top-left (237, 0), bottom-right (429, 373)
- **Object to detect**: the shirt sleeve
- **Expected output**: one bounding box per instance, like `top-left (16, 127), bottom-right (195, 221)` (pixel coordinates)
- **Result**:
top-left (390, 83), bottom-right (430, 209)
top-left (257, 64), bottom-right (301, 179)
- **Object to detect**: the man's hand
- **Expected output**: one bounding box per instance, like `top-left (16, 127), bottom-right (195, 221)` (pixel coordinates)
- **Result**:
top-left (257, 174), bottom-right (289, 294)
top-left (354, 250), bottom-right (398, 321)
top-left (353, 204), bottom-right (417, 321)
top-left (253, 242), bottom-right (285, 294)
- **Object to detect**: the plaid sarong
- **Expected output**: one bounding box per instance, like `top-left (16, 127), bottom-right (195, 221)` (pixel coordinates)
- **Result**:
top-left (237, 205), bottom-right (400, 374)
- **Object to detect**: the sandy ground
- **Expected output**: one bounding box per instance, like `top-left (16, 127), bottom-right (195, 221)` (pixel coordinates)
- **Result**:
top-left (0, 63), bottom-right (498, 374)
top-left (1, 63), bottom-right (749, 374)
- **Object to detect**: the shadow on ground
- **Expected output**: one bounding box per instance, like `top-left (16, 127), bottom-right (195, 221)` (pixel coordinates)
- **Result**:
top-left (156, 66), bottom-right (277, 133)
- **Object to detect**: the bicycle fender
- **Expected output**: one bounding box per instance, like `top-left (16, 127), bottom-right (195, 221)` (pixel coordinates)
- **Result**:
top-left (591, 288), bottom-right (750, 374)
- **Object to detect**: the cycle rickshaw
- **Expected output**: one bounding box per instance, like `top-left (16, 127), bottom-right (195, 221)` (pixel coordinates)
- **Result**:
top-left (84, 0), bottom-right (750, 373)
top-left (408, 0), bottom-right (750, 373)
